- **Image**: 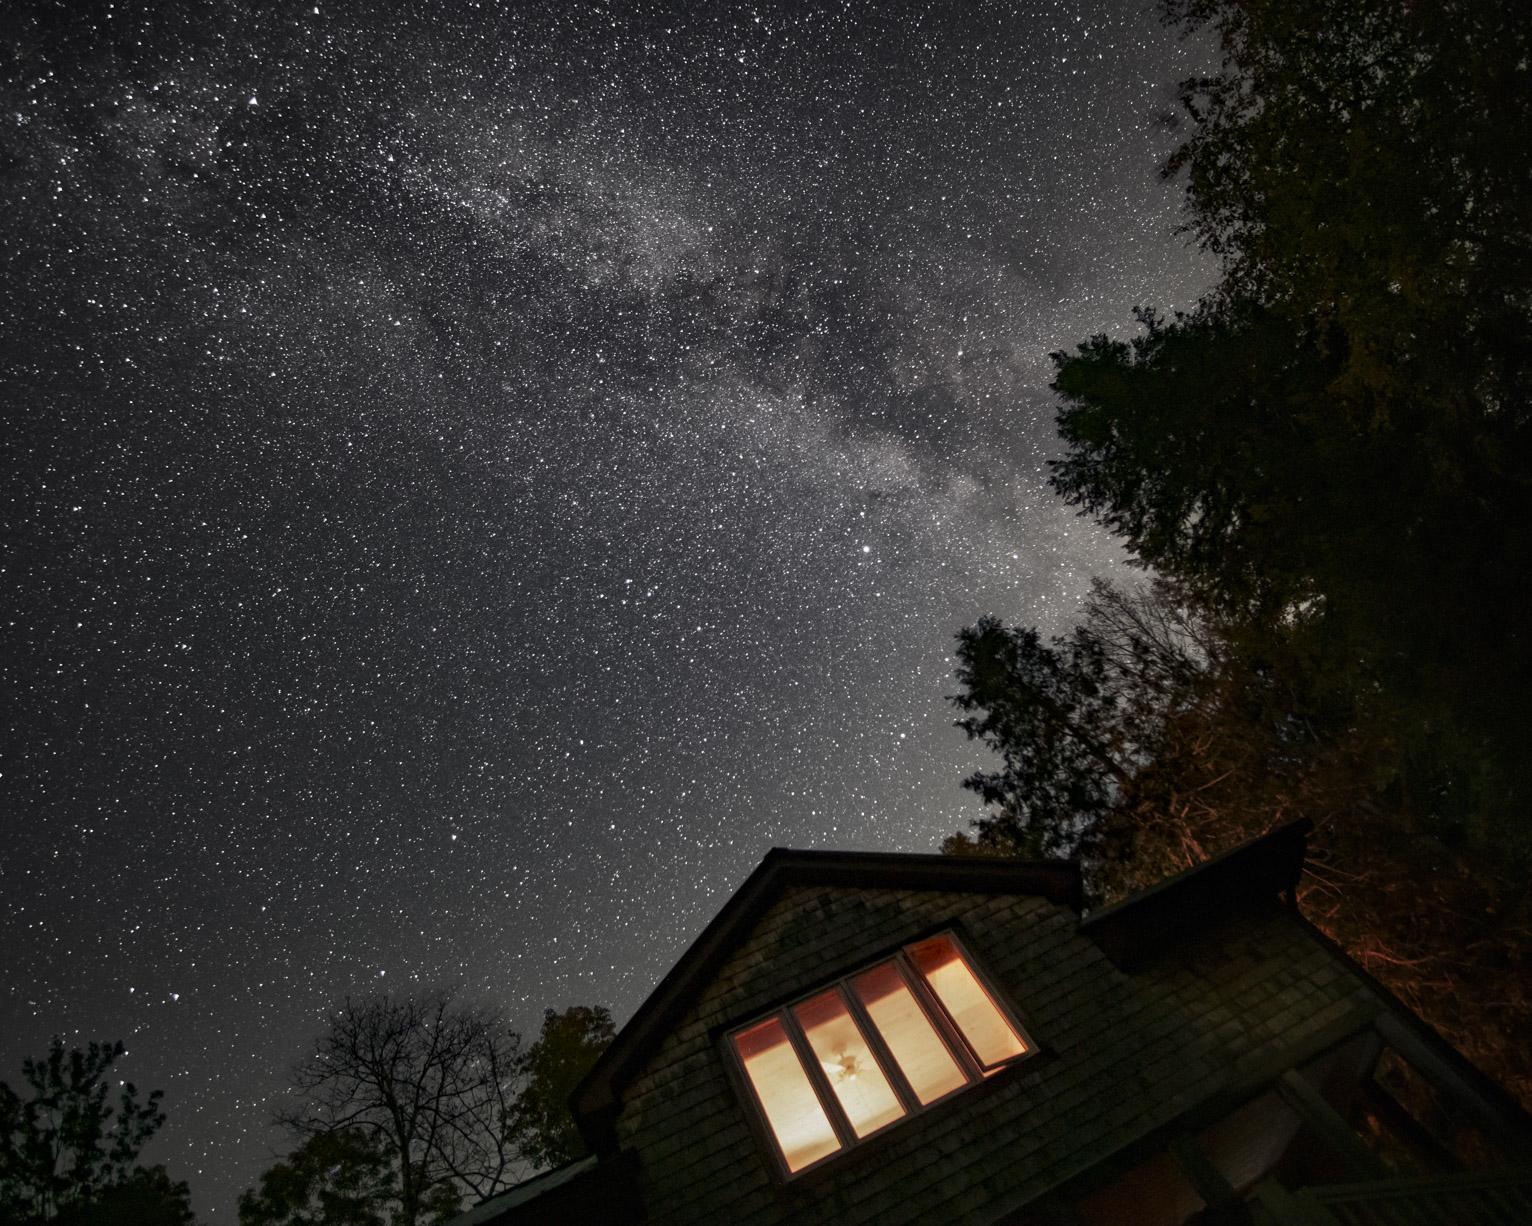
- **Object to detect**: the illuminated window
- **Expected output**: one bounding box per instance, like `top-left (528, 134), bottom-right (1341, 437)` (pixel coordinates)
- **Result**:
top-left (907, 935), bottom-right (1028, 1069)
top-left (727, 931), bottom-right (1033, 1176)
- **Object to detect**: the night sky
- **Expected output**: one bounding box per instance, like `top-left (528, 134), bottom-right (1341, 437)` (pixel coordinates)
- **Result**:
top-left (2, 1), bottom-right (1214, 1218)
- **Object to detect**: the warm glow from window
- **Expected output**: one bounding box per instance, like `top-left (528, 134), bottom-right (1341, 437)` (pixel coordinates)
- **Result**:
top-left (909, 935), bottom-right (1029, 1067)
top-left (794, 989), bottom-right (906, 1137)
top-left (734, 1018), bottom-right (842, 1172)
top-left (853, 963), bottom-right (968, 1104)
top-left (729, 931), bottom-right (1032, 1176)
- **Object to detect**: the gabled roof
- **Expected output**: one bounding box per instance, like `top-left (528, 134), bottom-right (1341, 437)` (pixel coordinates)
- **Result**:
top-left (1078, 818), bottom-right (1311, 970)
top-left (571, 847), bottom-right (1084, 1153)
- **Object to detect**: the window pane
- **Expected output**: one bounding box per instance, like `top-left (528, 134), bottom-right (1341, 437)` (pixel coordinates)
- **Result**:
top-left (853, 963), bottom-right (968, 1104)
top-left (793, 990), bottom-right (906, 1137)
top-left (909, 936), bottom-right (1027, 1067)
top-left (733, 1017), bottom-right (841, 1172)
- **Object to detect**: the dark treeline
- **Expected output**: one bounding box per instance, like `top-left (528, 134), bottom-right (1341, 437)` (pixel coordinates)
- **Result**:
top-left (0, 1040), bottom-right (194, 1226)
top-left (948, 0), bottom-right (1532, 1106)
top-left (1, 1001), bottom-right (613, 1226)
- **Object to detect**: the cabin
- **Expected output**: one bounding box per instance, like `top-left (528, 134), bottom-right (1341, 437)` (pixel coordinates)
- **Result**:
top-left (456, 820), bottom-right (1532, 1224)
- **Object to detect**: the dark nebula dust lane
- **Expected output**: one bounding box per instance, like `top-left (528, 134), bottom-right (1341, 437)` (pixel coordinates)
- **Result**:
top-left (1, 1), bottom-right (1214, 1217)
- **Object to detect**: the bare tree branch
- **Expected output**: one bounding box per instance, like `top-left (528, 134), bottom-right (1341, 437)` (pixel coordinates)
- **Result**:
top-left (274, 991), bottom-right (529, 1226)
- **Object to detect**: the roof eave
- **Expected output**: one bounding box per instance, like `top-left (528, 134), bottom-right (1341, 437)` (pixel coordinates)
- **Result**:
top-left (1078, 817), bottom-right (1312, 971)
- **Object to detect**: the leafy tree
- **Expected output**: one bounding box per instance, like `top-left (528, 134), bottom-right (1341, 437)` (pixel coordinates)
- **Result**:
top-left (274, 992), bottom-right (521, 1226)
top-left (237, 1130), bottom-right (393, 1226)
top-left (505, 1007), bottom-right (615, 1169)
top-left (0, 1040), bottom-right (166, 1224)
top-left (1050, 296), bottom-right (1529, 851)
top-left (951, 580), bottom-right (1532, 1107)
top-left (951, 578), bottom-right (1216, 866)
top-left (257, 995), bottom-right (617, 1225)
top-left (950, 579), bottom-right (1269, 885)
top-left (954, 0), bottom-right (1532, 1105)
top-left (1050, 0), bottom-right (1532, 856)
top-left (52, 1166), bottom-right (196, 1226)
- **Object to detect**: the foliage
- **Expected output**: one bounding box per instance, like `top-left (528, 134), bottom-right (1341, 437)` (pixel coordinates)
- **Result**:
top-left (1047, 0), bottom-right (1532, 858)
top-left (1050, 293), bottom-right (1532, 855)
top-left (950, 577), bottom-right (1324, 885)
top-left (947, 0), bottom-right (1532, 1101)
top-left (258, 993), bottom-right (619, 1226)
top-left (950, 579), bottom-right (1208, 864)
top-left (0, 1040), bottom-right (166, 1224)
top-left (237, 1130), bottom-right (393, 1226)
top-left (950, 582), bottom-right (1532, 1104)
top-left (274, 992), bottom-right (522, 1226)
top-left (505, 1006), bottom-right (615, 1170)
top-left (50, 1166), bottom-right (196, 1226)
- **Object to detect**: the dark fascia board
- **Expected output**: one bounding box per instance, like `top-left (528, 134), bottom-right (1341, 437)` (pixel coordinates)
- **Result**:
top-left (449, 1157), bottom-right (597, 1226)
top-left (571, 848), bottom-right (1083, 1154)
top-left (455, 1152), bottom-right (642, 1226)
top-left (1078, 817), bottom-right (1312, 971)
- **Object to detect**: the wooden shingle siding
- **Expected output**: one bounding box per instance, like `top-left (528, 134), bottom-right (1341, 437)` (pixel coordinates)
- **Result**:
top-left (616, 884), bottom-right (1379, 1225)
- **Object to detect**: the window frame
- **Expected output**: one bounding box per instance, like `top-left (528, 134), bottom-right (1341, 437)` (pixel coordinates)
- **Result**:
top-left (721, 928), bottom-right (1036, 1181)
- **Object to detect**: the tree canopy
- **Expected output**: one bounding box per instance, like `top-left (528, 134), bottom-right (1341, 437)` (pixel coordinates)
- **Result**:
top-left (505, 1006), bottom-right (615, 1170)
top-left (237, 1130), bottom-right (393, 1226)
top-left (0, 1040), bottom-right (192, 1226)
top-left (50, 1167), bottom-right (196, 1226)
top-left (1048, 0), bottom-right (1532, 855)
top-left (273, 991), bottom-right (521, 1226)
top-left (0, 1040), bottom-right (167, 1225)
top-left (951, 0), bottom-right (1532, 1106)
top-left (951, 579), bottom-right (1206, 864)
top-left (250, 994), bottom-right (615, 1226)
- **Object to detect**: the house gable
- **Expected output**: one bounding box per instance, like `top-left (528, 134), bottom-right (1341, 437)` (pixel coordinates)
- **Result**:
top-left (615, 879), bottom-right (1092, 1222)
top-left (1078, 818), bottom-right (1309, 971)
top-left (594, 824), bottom-right (1385, 1224)
top-left (572, 850), bottom-right (1083, 1155)
top-left (462, 822), bottom-right (1532, 1224)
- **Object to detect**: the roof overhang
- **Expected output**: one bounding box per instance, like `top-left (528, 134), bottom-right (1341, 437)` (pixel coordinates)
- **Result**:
top-left (1078, 818), bottom-right (1312, 971)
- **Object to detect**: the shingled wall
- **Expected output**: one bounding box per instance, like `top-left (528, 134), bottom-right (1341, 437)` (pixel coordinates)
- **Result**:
top-left (612, 882), bottom-right (1381, 1225)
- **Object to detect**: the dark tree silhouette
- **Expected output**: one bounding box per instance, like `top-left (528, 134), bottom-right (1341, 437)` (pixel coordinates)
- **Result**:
top-left (51, 1166), bottom-right (196, 1226)
top-left (274, 992), bottom-right (522, 1226)
top-left (951, 580), bottom-right (1194, 864)
top-left (0, 1040), bottom-right (167, 1224)
top-left (953, 0), bottom-right (1532, 1107)
top-left (505, 1006), bottom-right (615, 1169)
top-left (257, 994), bottom-right (618, 1223)
top-left (950, 578), bottom-right (1258, 889)
top-left (1049, 0), bottom-right (1532, 854)
top-left (237, 1130), bottom-right (392, 1226)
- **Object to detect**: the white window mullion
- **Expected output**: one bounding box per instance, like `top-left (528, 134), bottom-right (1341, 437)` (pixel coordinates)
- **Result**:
top-left (839, 981), bottom-right (923, 1115)
top-left (782, 1007), bottom-right (860, 1152)
top-left (726, 930), bottom-right (1037, 1180)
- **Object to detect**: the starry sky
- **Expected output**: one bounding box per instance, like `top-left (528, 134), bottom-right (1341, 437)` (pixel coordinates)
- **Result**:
top-left (2, 1), bottom-right (1216, 1218)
